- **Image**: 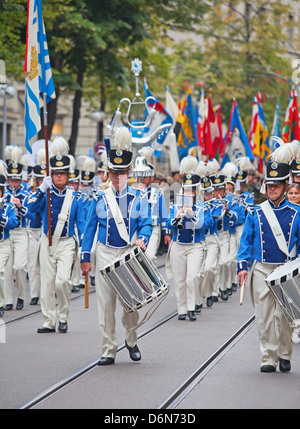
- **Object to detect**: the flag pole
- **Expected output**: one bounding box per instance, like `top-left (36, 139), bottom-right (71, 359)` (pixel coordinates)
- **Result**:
top-left (43, 93), bottom-right (52, 246)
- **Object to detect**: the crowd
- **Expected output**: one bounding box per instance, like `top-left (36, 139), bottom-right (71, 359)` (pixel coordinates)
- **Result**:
top-left (0, 129), bottom-right (300, 372)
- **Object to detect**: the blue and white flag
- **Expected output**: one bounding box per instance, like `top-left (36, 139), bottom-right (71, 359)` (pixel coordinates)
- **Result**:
top-left (24, 0), bottom-right (55, 154)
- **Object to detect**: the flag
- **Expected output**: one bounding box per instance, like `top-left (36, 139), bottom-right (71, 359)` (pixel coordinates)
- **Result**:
top-left (221, 99), bottom-right (254, 167)
top-left (201, 98), bottom-right (223, 159)
top-left (282, 90), bottom-right (300, 142)
top-left (249, 96), bottom-right (259, 156)
top-left (175, 88), bottom-right (198, 160)
top-left (255, 99), bottom-right (270, 172)
top-left (271, 104), bottom-right (281, 144)
top-left (24, 0), bottom-right (55, 154)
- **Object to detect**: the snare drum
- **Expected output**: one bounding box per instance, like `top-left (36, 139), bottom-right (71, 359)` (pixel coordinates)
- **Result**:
top-left (265, 257), bottom-right (300, 337)
top-left (100, 246), bottom-right (169, 312)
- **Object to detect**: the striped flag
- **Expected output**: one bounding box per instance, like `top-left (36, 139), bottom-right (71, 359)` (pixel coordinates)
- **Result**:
top-left (24, 0), bottom-right (55, 154)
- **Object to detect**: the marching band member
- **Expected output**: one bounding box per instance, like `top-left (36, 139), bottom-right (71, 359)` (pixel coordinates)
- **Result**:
top-left (196, 162), bottom-right (222, 308)
top-left (68, 155), bottom-right (84, 292)
top-left (79, 156), bottom-right (97, 283)
top-left (208, 159), bottom-right (244, 301)
top-left (80, 126), bottom-right (152, 365)
top-left (167, 156), bottom-right (205, 321)
top-left (27, 149), bottom-right (46, 305)
top-left (131, 147), bottom-right (171, 263)
top-left (222, 161), bottom-right (244, 293)
top-left (28, 137), bottom-right (85, 333)
top-left (4, 146), bottom-right (34, 311)
top-left (237, 139), bottom-right (300, 373)
top-left (235, 157), bottom-right (254, 237)
top-left (0, 161), bottom-right (18, 317)
top-left (94, 151), bottom-right (110, 190)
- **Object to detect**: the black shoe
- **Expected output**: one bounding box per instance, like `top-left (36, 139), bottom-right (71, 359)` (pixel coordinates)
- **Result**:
top-left (30, 297), bottom-right (39, 305)
top-left (231, 283), bottom-right (237, 292)
top-left (90, 276), bottom-right (95, 286)
top-left (220, 290), bottom-right (228, 301)
top-left (0, 307), bottom-right (4, 317)
top-left (79, 283), bottom-right (85, 289)
top-left (98, 357), bottom-right (115, 366)
top-left (206, 296), bottom-right (213, 307)
top-left (187, 311), bottom-right (196, 321)
top-left (58, 322), bottom-right (68, 333)
top-left (195, 304), bottom-right (202, 313)
top-left (178, 314), bottom-right (186, 320)
top-left (4, 304), bottom-right (13, 311)
top-left (279, 358), bottom-right (291, 372)
top-left (16, 298), bottom-right (24, 310)
top-left (125, 340), bottom-right (141, 361)
top-left (227, 288), bottom-right (232, 296)
top-left (212, 296), bottom-right (218, 302)
top-left (260, 365), bottom-right (276, 373)
top-left (37, 326), bottom-right (55, 333)
top-left (71, 285), bottom-right (80, 293)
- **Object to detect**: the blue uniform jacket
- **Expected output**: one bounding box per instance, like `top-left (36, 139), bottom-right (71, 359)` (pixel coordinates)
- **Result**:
top-left (237, 198), bottom-right (300, 273)
top-left (167, 201), bottom-right (205, 244)
top-left (0, 202), bottom-right (19, 241)
top-left (5, 185), bottom-right (35, 228)
top-left (80, 185), bottom-right (153, 262)
top-left (27, 185), bottom-right (85, 245)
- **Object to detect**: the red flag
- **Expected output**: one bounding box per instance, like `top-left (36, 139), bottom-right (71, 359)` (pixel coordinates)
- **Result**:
top-left (282, 90), bottom-right (300, 142)
top-left (202, 98), bottom-right (215, 158)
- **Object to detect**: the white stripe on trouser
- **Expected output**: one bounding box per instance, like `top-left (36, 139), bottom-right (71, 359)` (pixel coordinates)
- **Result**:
top-left (95, 243), bottom-right (139, 359)
top-left (214, 230), bottom-right (230, 294)
top-left (4, 228), bottom-right (28, 304)
top-left (199, 234), bottom-right (220, 300)
top-left (146, 225), bottom-right (161, 263)
top-left (228, 232), bottom-right (237, 286)
top-left (169, 241), bottom-right (204, 314)
top-left (27, 228), bottom-right (41, 299)
top-left (0, 239), bottom-right (11, 308)
top-left (250, 261), bottom-right (293, 367)
top-left (39, 234), bottom-right (75, 329)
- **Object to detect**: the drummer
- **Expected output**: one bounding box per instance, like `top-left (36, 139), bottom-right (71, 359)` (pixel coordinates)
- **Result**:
top-left (237, 139), bottom-right (300, 373)
top-left (80, 126), bottom-right (152, 366)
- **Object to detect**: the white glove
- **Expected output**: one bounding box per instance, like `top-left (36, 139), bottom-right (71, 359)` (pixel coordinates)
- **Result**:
top-left (39, 176), bottom-right (52, 193)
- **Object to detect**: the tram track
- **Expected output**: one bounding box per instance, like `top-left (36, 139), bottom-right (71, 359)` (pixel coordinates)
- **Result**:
top-left (18, 310), bottom-right (256, 410)
top-left (18, 309), bottom-right (178, 409)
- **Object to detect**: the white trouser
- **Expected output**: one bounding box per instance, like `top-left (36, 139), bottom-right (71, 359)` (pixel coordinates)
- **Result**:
top-left (250, 261), bottom-right (293, 367)
top-left (39, 234), bottom-right (76, 329)
top-left (228, 232), bottom-right (238, 286)
top-left (214, 230), bottom-right (230, 294)
top-left (28, 228), bottom-right (41, 299)
top-left (71, 254), bottom-right (85, 286)
top-left (4, 227), bottom-right (28, 305)
top-left (95, 243), bottom-right (139, 359)
top-left (0, 239), bottom-right (11, 308)
top-left (146, 225), bottom-right (161, 263)
top-left (200, 234), bottom-right (220, 299)
top-left (170, 241), bottom-right (205, 314)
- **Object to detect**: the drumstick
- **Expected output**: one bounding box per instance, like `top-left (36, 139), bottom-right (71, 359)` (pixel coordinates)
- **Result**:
top-left (85, 275), bottom-right (89, 309)
top-left (240, 281), bottom-right (245, 306)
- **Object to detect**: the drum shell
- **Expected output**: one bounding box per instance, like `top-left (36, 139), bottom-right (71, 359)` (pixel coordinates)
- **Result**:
top-left (100, 246), bottom-right (169, 312)
top-left (266, 260), bottom-right (300, 328)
